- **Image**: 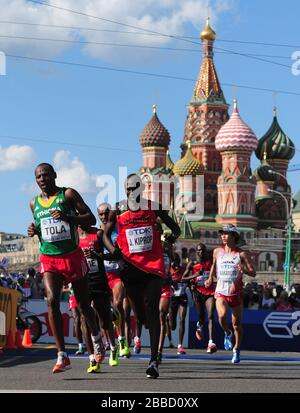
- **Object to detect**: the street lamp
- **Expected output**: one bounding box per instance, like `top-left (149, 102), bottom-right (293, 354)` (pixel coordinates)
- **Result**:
top-left (267, 187), bottom-right (292, 292)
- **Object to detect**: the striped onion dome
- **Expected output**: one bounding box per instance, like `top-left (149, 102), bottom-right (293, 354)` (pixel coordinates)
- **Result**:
top-left (255, 107), bottom-right (295, 161)
top-left (173, 142), bottom-right (205, 176)
top-left (215, 99), bottom-right (258, 152)
top-left (139, 105), bottom-right (171, 148)
top-left (253, 153), bottom-right (276, 182)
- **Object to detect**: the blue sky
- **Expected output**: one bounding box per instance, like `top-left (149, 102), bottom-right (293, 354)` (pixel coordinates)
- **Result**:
top-left (0, 0), bottom-right (299, 234)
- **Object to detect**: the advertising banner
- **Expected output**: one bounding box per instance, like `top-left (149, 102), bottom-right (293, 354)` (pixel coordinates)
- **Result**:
top-left (188, 307), bottom-right (300, 352)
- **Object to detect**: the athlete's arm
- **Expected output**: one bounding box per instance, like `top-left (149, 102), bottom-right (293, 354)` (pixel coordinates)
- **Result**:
top-left (181, 261), bottom-right (194, 282)
top-left (51, 188), bottom-right (96, 226)
top-left (240, 251), bottom-right (256, 277)
top-left (27, 198), bottom-right (37, 237)
top-left (102, 209), bottom-right (121, 259)
top-left (156, 209), bottom-right (181, 243)
top-left (205, 248), bottom-right (218, 288)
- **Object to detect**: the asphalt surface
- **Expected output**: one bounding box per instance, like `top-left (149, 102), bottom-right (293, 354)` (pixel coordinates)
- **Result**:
top-left (1, 344), bottom-right (300, 394)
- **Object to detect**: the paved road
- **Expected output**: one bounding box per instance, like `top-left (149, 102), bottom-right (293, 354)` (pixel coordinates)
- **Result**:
top-left (1, 345), bottom-right (300, 393)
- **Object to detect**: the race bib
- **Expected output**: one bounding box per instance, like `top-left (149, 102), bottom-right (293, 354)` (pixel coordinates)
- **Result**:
top-left (196, 270), bottom-right (210, 286)
top-left (173, 283), bottom-right (187, 297)
top-left (125, 226), bottom-right (153, 253)
top-left (87, 258), bottom-right (99, 274)
top-left (41, 217), bottom-right (71, 243)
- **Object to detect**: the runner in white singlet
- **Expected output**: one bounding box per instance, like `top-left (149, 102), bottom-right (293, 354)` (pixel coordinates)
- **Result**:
top-left (205, 224), bottom-right (256, 364)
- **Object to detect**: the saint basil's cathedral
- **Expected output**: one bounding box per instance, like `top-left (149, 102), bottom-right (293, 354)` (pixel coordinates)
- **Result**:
top-left (138, 19), bottom-right (295, 273)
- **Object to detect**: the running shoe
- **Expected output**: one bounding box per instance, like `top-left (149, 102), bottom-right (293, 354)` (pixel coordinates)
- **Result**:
top-left (206, 343), bottom-right (217, 354)
top-left (93, 339), bottom-right (106, 363)
top-left (177, 345), bottom-right (186, 355)
top-left (52, 355), bottom-right (71, 374)
top-left (146, 361), bottom-right (159, 379)
top-left (168, 341), bottom-right (175, 349)
top-left (156, 352), bottom-right (162, 364)
top-left (109, 347), bottom-right (119, 367)
top-left (232, 348), bottom-right (241, 364)
top-left (119, 338), bottom-right (131, 358)
top-left (133, 337), bottom-right (141, 354)
top-left (75, 348), bottom-right (85, 355)
top-left (224, 332), bottom-right (233, 351)
top-left (87, 360), bottom-right (100, 373)
top-left (195, 322), bottom-right (204, 341)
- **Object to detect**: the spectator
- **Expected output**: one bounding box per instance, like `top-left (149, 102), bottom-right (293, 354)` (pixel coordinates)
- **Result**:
top-left (261, 287), bottom-right (276, 310)
top-left (289, 284), bottom-right (300, 310)
top-left (276, 291), bottom-right (292, 312)
top-left (248, 293), bottom-right (260, 310)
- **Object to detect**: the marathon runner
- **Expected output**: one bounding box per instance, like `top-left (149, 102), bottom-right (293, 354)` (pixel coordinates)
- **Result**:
top-left (205, 224), bottom-right (256, 363)
top-left (169, 253), bottom-right (188, 355)
top-left (27, 163), bottom-right (104, 373)
top-left (102, 174), bottom-right (181, 378)
top-left (182, 243), bottom-right (217, 353)
top-left (78, 225), bottom-right (119, 372)
top-left (97, 203), bottom-right (131, 358)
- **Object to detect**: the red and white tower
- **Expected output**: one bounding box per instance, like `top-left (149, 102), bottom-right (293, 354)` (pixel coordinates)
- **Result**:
top-left (215, 99), bottom-right (258, 228)
top-left (182, 18), bottom-right (229, 218)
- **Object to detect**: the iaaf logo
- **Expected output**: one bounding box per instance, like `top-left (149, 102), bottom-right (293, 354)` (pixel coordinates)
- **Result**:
top-left (263, 311), bottom-right (300, 339)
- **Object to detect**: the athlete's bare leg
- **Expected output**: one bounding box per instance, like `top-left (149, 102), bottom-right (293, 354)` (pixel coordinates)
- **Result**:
top-left (158, 297), bottom-right (170, 353)
top-left (205, 296), bottom-right (216, 342)
top-left (43, 272), bottom-right (65, 352)
top-left (231, 304), bottom-right (243, 349)
top-left (123, 296), bottom-right (132, 344)
top-left (178, 304), bottom-right (187, 345)
top-left (112, 281), bottom-right (126, 337)
top-left (216, 297), bottom-right (231, 336)
top-left (72, 276), bottom-right (101, 338)
top-left (71, 308), bottom-right (83, 345)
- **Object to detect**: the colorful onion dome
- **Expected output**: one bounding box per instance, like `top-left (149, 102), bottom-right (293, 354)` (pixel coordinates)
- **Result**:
top-left (200, 17), bottom-right (216, 42)
top-left (139, 104), bottom-right (171, 148)
top-left (215, 99), bottom-right (258, 152)
top-left (166, 149), bottom-right (174, 171)
top-left (255, 107), bottom-right (295, 161)
top-left (253, 151), bottom-right (276, 182)
top-left (173, 141), bottom-right (205, 176)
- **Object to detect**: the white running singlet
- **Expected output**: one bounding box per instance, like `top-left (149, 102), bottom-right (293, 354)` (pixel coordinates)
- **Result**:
top-left (216, 248), bottom-right (242, 296)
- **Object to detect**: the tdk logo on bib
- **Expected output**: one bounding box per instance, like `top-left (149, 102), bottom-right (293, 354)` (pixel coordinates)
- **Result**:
top-left (127, 227), bottom-right (152, 236)
top-left (263, 311), bottom-right (300, 339)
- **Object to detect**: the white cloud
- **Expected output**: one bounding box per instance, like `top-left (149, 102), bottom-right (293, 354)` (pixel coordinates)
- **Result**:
top-left (0, 0), bottom-right (237, 63)
top-left (0, 145), bottom-right (36, 171)
top-left (53, 150), bottom-right (98, 193)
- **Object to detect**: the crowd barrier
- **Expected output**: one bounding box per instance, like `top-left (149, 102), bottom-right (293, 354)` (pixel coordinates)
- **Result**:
top-left (24, 299), bottom-right (300, 352)
top-left (0, 286), bottom-right (19, 347)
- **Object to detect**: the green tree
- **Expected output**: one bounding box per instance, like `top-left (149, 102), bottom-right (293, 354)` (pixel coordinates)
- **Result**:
top-left (294, 251), bottom-right (300, 264)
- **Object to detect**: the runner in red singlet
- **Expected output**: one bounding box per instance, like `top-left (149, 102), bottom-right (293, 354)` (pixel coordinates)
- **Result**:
top-left (97, 203), bottom-right (131, 358)
top-left (169, 253), bottom-right (188, 355)
top-left (103, 174), bottom-right (181, 379)
top-left (205, 224), bottom-right (256, 363)
top-left (182, 243), bottom-right (217, 353)
top-left (157, 224), bottom-right (174, 364)
top-left (78, 225), bottom-right (118, 372)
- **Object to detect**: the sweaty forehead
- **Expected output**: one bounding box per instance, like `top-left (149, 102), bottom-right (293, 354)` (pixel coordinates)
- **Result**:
top-left (126, 177), bottom-right (141, 188)
top-left (98, 208), bottom-right (109, 214)
top-left (35, 165), bottom-right (53, 176)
